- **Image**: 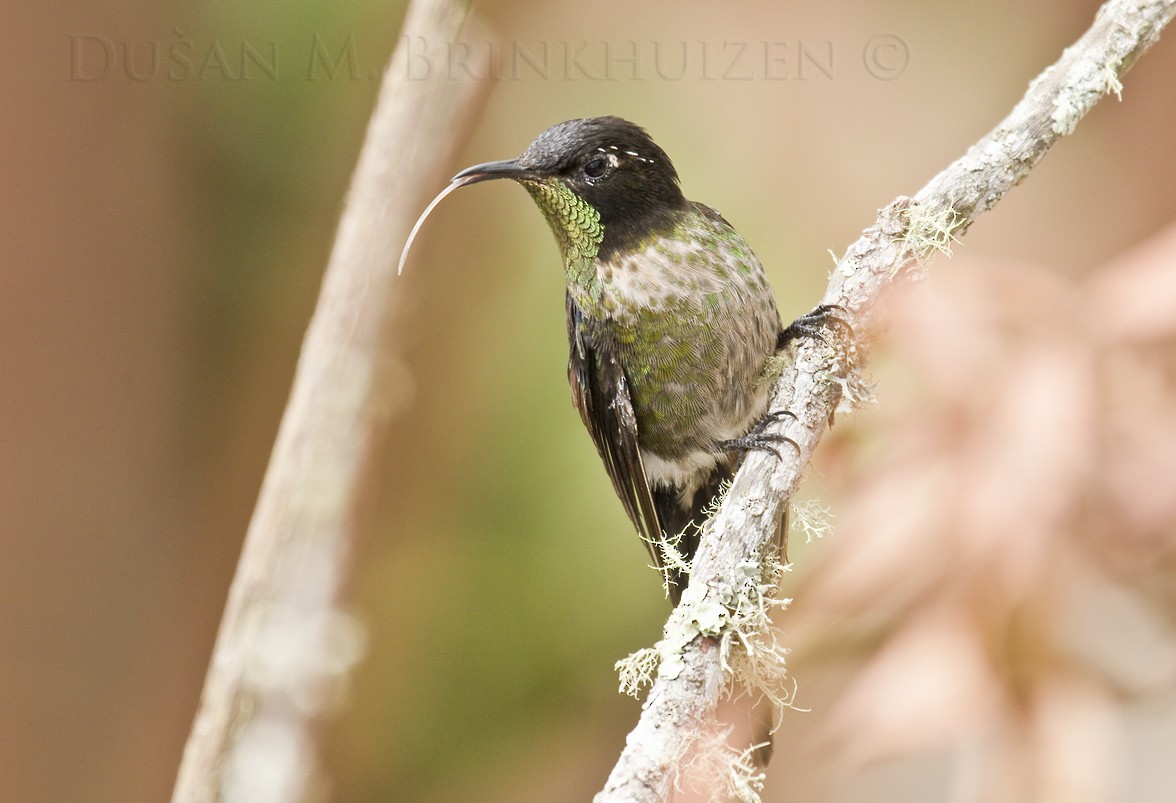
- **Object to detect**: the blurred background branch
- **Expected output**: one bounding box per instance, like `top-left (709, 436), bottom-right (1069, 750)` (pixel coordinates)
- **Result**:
top-left (170, 1), bottom-right (487, 801)
top-left (597, 1), bottom-right (1175, 800)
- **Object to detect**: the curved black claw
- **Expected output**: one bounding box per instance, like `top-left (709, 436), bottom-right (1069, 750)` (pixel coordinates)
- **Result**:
top-left (777, 304), bottom-right (853, 350)
top-left (720, 409), bottom-right (800, 460)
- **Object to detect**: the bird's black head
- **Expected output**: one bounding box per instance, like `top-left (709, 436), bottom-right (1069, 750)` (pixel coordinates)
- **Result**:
top-left (514, 117), bottom-right (686, 219)
top-left (452, 117), bottom-right (688, 262)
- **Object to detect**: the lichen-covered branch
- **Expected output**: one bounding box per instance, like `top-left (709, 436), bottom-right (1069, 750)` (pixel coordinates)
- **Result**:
top-left (169, 3), bottom-right (487, 802)
top-left (595, 1), bottom-right (1176, 801)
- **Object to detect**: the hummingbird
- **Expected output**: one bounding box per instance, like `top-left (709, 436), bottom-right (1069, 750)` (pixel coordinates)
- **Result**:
top-left (421, 116), bottom-right (826, 604)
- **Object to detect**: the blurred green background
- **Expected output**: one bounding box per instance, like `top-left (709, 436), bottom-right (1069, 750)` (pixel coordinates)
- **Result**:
top-left (3, 1), bottom-right (1175, 802)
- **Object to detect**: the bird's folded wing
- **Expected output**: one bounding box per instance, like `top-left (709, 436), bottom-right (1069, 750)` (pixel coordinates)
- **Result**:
top-left (565, 294), bottom-right (666, 568)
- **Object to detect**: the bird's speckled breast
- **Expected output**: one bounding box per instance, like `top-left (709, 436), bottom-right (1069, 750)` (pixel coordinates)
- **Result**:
top-left (594, 207), bottom-right (781, 464)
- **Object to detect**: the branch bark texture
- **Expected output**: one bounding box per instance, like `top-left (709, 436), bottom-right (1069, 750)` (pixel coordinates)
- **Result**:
top-left (170, 3), bottom-right (486, 802)
top-left (595, 1), bottom-right (1176, 800)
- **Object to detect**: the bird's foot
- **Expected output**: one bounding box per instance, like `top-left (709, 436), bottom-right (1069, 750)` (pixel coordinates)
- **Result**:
top-left (777, 304), bottom-right (853, 350)
top-left (720, 410), bottom-right (800, 460)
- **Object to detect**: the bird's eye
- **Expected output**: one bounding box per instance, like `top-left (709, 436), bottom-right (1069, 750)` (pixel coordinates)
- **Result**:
top-left (583, 156), bottom-right (610, 180)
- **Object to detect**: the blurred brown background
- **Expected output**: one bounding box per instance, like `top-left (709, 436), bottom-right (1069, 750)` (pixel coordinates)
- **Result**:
top-left (3, 1), bottom-right (1176, 802)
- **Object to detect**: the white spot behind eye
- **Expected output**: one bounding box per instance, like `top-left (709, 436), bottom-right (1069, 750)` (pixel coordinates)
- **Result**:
top-left (594, 146), bottom-right (648, 169)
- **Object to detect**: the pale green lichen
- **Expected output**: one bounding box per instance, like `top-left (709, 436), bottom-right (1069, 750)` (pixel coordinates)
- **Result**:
top-left (717, 559), bottom-right (798, 716)
top-left (792, 498), bottom-right (834, 544)
top-left (899, 202), bottom-right (964, 266)
top-left (662, 555), bottom-right (799, 803)
top-left (615, 646), bottom-right (661, 698)
top-left (725, 740), bottom-right (771, 803)
top-left (615, 508), bottom-right (800, 803)
top-left (1099, 63), bottom-right (1124, 101)
top-left (651, 479), bottom-right (731, 598)
top-left (640, 551), bottom-right (799, 714)
top-left (676, 726), bottom-right (769, 803)
top-left (700, 479), bottom-right (734, 521)
top-left (657, 529), bottom-right (694, 600)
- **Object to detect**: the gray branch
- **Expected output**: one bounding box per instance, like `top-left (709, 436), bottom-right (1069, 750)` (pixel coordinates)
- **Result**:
top-left (595, 1), bottom-right (1176, 800)
top-left (170, 2), bottom-right (487, 801)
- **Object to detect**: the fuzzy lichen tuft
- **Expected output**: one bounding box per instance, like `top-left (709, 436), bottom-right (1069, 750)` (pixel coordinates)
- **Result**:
top-left (898, 202), bottom-right (964, 265)
top-left (717, 558), bottom-right (799, 718)
top-left (676, 725), bottom-right (769, 803)
top-left (792, 498), bottom-right (834, 544)
top-left (615, 647), bottom-right (661, 698)
top-left (725, 741), bottom-right (771, 803)
top-left (652, 479), bottom-right (732, 598)
top-left (656, 528), bottom-right (695, 599)
top-left (700, 479), bottom-right (734, 521)
top-left (640, 548), bottom-right (799, 704)
top-left (617, 504), bottom-right (799, 762)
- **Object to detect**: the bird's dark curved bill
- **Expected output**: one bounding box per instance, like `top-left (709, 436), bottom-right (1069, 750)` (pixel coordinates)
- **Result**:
top-left (451, 158), bottom-right (534, 185)
top-left (398, 159), bottom-right (534, 275)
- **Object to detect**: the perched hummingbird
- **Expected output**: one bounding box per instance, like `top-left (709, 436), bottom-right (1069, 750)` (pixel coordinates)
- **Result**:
top-left (436, 116), bottom-right (824, 604)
